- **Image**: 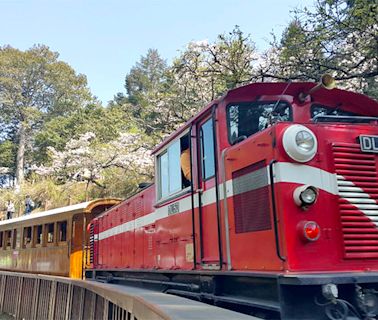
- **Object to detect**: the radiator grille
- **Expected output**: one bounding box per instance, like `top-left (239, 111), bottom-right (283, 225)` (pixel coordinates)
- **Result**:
top-left (89, 223), bottom-right (94, 264)
top-left (333, 142), bottom-right (378, 259)
top-left (232, 161), bottom-right (271, 233)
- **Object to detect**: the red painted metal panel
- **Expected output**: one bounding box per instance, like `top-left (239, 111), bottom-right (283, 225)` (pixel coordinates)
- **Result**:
top-left (224, 127), bottom-right (282, 271)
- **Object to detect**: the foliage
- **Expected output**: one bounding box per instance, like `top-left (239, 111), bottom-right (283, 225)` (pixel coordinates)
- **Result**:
top-left (0, 45), bottom-right (92, 185)
top-left (32, 131), bottom-right (153, 199)
top-left (33, 103), bottom-right (128, 164)
top-left (0, 140), bottom-right (16, 171)
top-left (0, 178), bottom-right (105, 218)
top-left (116, 27), bottom-right (259, 139)
top-left (261, 0), bottom-right (378, 98)
top-left (174, 26), bottom-right (259, 99)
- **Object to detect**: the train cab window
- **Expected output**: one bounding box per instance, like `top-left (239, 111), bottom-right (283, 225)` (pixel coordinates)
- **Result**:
top-left (200, 119), bottom-right (215, 180)
top-left (157, 134), bottom-right (191, 200)
top-left (23, 227), bottom-right (32, 247)
top-left (227, 101), bottom-right (291, 144)
top-left (34, 225), bottom-right (43, 246)
top-left (311, 104), bottom-right (358, 118)
top-left (46, 223), bottom-right (54, 244)
top-left (58, 221), bottom-right (67, 242)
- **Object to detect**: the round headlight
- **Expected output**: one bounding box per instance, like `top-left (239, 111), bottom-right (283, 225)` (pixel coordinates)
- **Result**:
top-left (293, 185), bottom-right (318, 207)
top-left (283, 125), bottom-right (318, 162)
top-left (295, 130), bottom-right (315, 152)
top-left (300, 187), bottom-right (317, 205)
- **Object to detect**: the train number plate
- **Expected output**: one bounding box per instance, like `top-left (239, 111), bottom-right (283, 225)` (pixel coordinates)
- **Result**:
top-left (360, 135), bottom-right (378, 153)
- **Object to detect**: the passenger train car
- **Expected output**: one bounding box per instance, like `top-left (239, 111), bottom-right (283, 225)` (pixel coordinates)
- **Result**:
top-left (87, 77), bottom-right (378, 319)
top-left (0, 199), bottom-right (119, 278)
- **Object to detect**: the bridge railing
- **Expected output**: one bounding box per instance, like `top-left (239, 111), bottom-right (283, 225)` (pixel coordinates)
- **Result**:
top-left (0, 271), bottom-right (169, 320)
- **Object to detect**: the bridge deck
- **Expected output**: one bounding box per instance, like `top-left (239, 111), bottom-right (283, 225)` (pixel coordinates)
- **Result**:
top-left (91, 281), bottom-right (257, 320)
top-left (0, 271), bottom-right (259, 319)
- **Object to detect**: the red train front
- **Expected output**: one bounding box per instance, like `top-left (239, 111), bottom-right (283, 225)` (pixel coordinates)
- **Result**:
top-left (86, 77), bottom-right (378, 319)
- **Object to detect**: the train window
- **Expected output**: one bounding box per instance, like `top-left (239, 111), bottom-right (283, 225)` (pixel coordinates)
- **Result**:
top-left (157, 134), bottom-right (191, 200)
top-left (0, 232), bottom-right (3, 249)
top-left (5, 230), bottom-right (12, 248)
top-left (34, 225), bottom-right (43, 246)
top-left (12, 229), bottom-right (20, 249)
top-left (311, 104), bottom-right (363, 121)
top-left (227, 101), bottom-right (291, 144)
top-left (168, 140), bottom-right (181, 194)
top-left (200, 119), bottom-right (215, 180)
top-left (158, 152), bottom-right (169, 198)
top-left (15, 229), bottom-right (21, 249)
top-left (46, 223), bottom-right (54, 244)
top-left (23, 227), bottom-right (32, 247)
top-left (58, 221), bottom-right (67, 242)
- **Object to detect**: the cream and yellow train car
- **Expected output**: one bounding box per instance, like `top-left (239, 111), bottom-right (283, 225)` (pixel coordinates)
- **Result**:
top-left (0, 199), bottom-right (120, 278)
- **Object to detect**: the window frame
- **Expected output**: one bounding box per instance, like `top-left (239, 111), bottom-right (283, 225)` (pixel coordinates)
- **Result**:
top-left (199, 118), bottom-right (216, 181)
top-left (57, 220), bottom-right (68, 244)
top-left (33, 224), bottom-right (43, 247)
top-left (45, 222), bottom-right (55, 246)
top-left (5, 230), bottom-right (12, 249)
top-left (12, 228), bottom-right (19, 249)
top-left (310, 103), bottom-right (359, 119)
top-left (23, 226), bottom-right (32, 248)
top-left (226, 100), bottom-right (292, 145)
top-left (155, 129), bottom-right (191, 203)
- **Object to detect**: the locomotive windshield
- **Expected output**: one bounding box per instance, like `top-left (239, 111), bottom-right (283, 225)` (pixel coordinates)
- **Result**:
top-left (227, 101), bottom-right (292, 144)
top-left (311, 104), bottom-right (378, 123)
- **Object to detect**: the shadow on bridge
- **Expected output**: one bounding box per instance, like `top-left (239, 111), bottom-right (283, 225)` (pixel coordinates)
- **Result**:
top-left (0, 271), bottom-right (257, 320)
top-left (0, 271), bottom-right (166, 320)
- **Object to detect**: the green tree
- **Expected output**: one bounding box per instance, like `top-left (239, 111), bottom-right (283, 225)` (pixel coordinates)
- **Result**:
top-left (0, 45), bottom-right (92, 186)
top-left (33, 103), bottom-right (128, 164)
top-left (123, 49), bottom-right (171, 136)
top-left (115, 27), bottom-right (259, 140)
top-left (262, 0), bottom-right (378, 98)
top-left (126, 48), bottom-right (168, 105)
top-left (174, 26), bottom-right (259, 101)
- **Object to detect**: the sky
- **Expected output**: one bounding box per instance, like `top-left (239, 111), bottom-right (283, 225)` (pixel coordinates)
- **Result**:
top-left (0, 0), bottom-right (315, 104)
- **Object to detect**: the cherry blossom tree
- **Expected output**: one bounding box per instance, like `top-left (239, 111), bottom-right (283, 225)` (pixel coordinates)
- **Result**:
top-left (33, 131), bottom-right (153, 199)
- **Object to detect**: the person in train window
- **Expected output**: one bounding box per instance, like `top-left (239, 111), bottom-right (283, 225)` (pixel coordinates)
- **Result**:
top-left (180, 135), bottom-right (191, 188)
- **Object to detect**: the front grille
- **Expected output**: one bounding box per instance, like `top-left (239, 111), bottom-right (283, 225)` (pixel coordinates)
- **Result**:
top-left (333, 142), bottom-right (378, 259)
top-left (232, 161), bottom-right (271, 233)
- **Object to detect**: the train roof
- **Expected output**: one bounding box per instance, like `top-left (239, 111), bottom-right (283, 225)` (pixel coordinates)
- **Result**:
top-left (152, 81), bottom-right (378, 155)
top-left (0, 198), bottom-right (120, 227)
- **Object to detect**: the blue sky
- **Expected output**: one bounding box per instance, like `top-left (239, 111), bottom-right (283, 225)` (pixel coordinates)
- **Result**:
top-left (1, 0), bottom-right (314, 104)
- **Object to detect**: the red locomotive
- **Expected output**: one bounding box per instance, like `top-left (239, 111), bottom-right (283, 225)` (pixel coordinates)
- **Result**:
top-left (86, 76), bottom-right (378, 319)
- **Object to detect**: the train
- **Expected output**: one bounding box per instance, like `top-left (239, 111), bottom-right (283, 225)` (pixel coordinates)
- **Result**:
top-left (85, 76), bottom-right (378, 320)
top-left (0, 198), bottom-right (120, 278)
top-left (1, 76), bottom-right (377, 319)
